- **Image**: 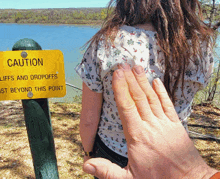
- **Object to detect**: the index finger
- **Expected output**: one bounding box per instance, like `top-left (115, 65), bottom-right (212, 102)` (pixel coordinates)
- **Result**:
top-left (112, 69), bottom-right (146, 138)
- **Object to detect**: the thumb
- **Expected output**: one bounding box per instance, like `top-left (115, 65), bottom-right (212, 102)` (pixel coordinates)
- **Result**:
top-left (83, 158), bottom-right (132, 179)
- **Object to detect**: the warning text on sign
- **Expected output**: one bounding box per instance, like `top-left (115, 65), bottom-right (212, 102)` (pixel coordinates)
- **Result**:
top-left (0, 50), bottom-right (66, 100)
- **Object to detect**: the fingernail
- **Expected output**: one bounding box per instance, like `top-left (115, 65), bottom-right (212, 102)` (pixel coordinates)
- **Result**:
top-left (116, 69), bottom-right (124, 78)
top-left (84, 164), bottom-right (96, 175)
top-left (154, 78), bottom-right (163, 85)
top-left (120, 62), bottom-right (130, 70)
top-left (134, 65), bottom-right (144, 74)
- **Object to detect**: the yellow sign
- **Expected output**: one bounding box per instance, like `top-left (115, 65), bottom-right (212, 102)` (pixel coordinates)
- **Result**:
top-left (0, 50), bottom-right (66, 101)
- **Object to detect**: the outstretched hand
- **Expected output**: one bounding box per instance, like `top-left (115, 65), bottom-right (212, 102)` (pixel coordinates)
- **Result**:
top-left (83, 64), bottom-right (217, 179)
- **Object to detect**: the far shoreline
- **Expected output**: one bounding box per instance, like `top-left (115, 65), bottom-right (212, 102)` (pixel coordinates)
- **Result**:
top-left (0, 22), bottom-right (102, 28)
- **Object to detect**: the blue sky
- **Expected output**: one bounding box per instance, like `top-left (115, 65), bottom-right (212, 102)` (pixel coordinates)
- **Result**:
top-left (0, 0), bottom-right (219, 9)
top-left (0, 0), bottom-right (111, 9)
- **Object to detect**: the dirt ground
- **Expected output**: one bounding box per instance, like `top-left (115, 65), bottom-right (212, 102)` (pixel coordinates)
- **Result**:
top-left (188, 104), bottom-right (220, 170)
top-left (0, 100), bottom-right (219, 178)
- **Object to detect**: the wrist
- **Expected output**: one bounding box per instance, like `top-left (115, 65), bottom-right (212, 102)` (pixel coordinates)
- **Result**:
top-left (204, 169), bottom-right (219, 179)
top-left (83, 147), bottom-right (94, 157)
top-left (84, 151), bottom-right (94, 157)
top-left (183, 163), bottom-right (218, 179)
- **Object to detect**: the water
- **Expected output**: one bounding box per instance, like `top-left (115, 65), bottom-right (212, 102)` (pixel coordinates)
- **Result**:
top-left (0, 23), bottom-right (219, 102)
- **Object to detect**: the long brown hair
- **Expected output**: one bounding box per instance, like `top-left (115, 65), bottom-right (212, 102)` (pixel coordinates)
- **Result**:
top-left (88, 0), bottom-right (214, 102)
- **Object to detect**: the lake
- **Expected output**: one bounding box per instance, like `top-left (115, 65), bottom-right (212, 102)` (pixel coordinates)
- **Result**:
top-left (0, 23), bottom-right (219, 102)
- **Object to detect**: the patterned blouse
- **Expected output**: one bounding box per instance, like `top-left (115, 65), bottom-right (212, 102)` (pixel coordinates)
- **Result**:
top-left (75, 25), bottom-right (214, 158)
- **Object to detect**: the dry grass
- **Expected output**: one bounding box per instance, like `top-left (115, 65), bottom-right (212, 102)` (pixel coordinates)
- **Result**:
top-left (0, 100), bottom-right (219, 178)
top-left (188, 104), bottom-right (220, 170)
top-left (0, 100), bottom-right (92, 179)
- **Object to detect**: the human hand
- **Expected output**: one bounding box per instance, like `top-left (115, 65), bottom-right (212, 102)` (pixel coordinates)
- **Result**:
top-left (83, 64), bottom-right (218, 179)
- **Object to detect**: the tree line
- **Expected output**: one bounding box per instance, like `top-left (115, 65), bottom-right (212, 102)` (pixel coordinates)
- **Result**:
top-left (0, 8), bottom-right (109, 25)
top-left (0, 3), bottom-right (219, 26)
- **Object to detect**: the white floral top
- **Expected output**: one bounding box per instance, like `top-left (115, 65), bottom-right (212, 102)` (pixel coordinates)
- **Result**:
top-left (75, 25), bottom-right (214, 157)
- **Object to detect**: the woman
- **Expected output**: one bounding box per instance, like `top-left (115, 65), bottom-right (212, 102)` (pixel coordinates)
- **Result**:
top-left (75, 0), bottom-right (215, 175)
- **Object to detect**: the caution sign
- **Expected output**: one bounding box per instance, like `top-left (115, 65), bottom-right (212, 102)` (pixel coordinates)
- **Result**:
top-left (0, 50), bottom-right (66, 100)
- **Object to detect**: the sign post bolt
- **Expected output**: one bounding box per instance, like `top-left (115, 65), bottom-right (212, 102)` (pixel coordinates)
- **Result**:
top-left (27, 91), bottom-right (33, 98)
top-left (12, 38), bottom-right (59, 179)
top-left (21, 51), bottom-right (28, 58)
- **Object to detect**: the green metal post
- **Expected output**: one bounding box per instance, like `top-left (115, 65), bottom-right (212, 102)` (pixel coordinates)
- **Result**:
top-left (12, 38), bottom-right (59, 179)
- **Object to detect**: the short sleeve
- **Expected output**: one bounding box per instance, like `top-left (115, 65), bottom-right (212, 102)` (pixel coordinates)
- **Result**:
top-left (200, 43), bottom-right (214, 89)
top-left (75, 44), bottom-right (103, 93)
top-left (185, 41), bottom-right (214, 91)
top-left (173, 42), bottom-right (214, 123)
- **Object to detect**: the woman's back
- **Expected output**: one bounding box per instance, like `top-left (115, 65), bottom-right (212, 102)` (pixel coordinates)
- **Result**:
top-left (76, 0), bottom-right (215, 173)
top-left (75, 24), bottom-right (214, 158)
